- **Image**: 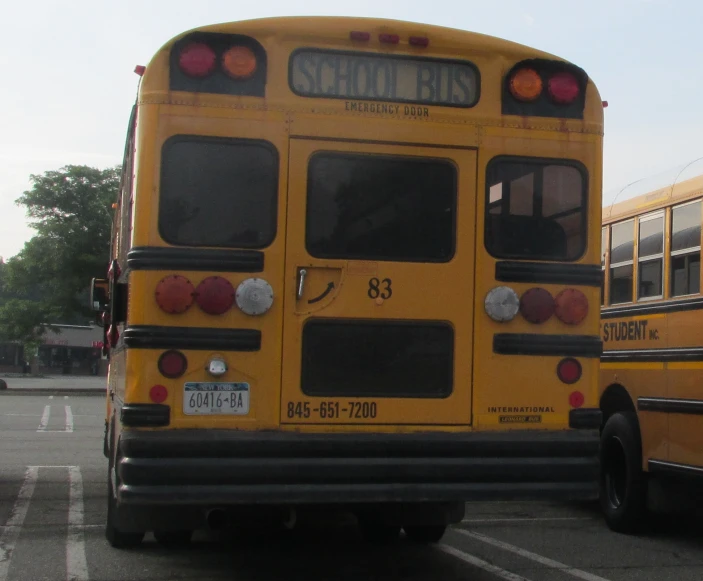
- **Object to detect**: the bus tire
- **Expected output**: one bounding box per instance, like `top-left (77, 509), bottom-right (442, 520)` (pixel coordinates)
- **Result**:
top-left (154, 530), bottom-right (192, 547)
top-left (106, 465), bottom-right (143, 549)
top-left (403, 524), bottom-right (447, 543)
top-left (600, 411), bottom-right (647, 533)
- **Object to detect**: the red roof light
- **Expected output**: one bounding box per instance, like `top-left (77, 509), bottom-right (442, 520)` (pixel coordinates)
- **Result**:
top-left (548, 71), bottom-right (580, 104)
top-left (350, 31), bottom-right (370, 41)
top-left (178, 42), bottom-right (216, 78)
top-left (379, 33), bottom-right (400, 44)
top-left (409, 36), bottom-right (429, 47)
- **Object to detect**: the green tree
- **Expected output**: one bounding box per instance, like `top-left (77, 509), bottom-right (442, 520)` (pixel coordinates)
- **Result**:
top-left (0, 165), bottom-right (120, 345)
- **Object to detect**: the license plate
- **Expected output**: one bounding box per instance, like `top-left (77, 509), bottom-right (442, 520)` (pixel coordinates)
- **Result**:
top-left (183, 382), bottom-right (250, 415)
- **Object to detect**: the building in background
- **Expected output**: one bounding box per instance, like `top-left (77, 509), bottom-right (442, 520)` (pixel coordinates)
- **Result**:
top-left (0, 323), bottom-right (106, 376)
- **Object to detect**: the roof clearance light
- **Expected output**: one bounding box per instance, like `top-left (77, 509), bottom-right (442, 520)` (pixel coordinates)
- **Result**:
top-left (484, 286), bottom-right (520, 322)
top-left (509, 68), bottom-right (543, 102)
top-left (379, 33), bottom-right (400, 44)
top-left (350, 31), bottom-right (371, 41)
top-left (195, 277), bottom-right (235, 315)
top-left (155, 275), bottom-right (195, 314)
top-left (554, 288), bottom-right (588, 325)
top-left (178, 42), bottom-right (217, 78)
top-left (519, 287), bottom-right (555, 324)
top-left (548, 71), bottom-right (580, 104)
top-left (222, 46), bottom-right (257, 79)
top-left (235, 278), bottom-right (274, 316)
top-left (409, 36), bottom-right (429, 47)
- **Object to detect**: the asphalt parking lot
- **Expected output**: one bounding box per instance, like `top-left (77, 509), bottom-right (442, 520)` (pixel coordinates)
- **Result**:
top-left (1, 388), bottom-right (702, 581)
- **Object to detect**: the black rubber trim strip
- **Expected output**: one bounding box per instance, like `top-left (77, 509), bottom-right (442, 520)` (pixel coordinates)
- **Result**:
top-left (638, 397), bottom-right (703, 415)
top-left (493, 334), bottom-right (602, 358)
top-left (123, 326), bottom-right (261, 351)
top-left (495, 262), bottom-right (603, 287)
top-left (602, 347), bottom-right (703, 363)
top-left (648, 459), bottom-right (703, 478)
top-left (127, 246), bottom-right (264, 272)
top-left (601, 296), bottom-right (703, 319)
top-left (569, 408), bottom-right (602, 429)
top-left (121, 404), bottom-right (170, 427)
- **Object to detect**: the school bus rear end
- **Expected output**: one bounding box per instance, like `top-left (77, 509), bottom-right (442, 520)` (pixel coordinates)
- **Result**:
top-left (100, 17), bottom-right (605, 546)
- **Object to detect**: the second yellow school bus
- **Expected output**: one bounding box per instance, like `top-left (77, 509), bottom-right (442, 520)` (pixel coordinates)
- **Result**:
top-left (600, 169), bottom-right (703, 532)
top-left (94, 16), bottom-right (605, 547)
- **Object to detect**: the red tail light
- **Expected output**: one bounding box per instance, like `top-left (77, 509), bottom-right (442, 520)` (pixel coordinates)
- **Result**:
top-left (149, 384), bottom-right (168, 404)
top-left (519, 288), bottom-right (555, 324)
top-left (195, 277), bottom-right (235, 315)
top-left (569, 390), bottom-right (585, 408)
top-left (158, 350), bottom-right (187, 379)
top-left (554, 288), bottom-right (588, 325)
top-left (557, 357), bottom-right (582, 384)
top-left (548, 71), bottom-right (580, 104)
top-left (155, 275), bottom-right (195, 314)
top-left (178, 42), bottom-right (217, 78)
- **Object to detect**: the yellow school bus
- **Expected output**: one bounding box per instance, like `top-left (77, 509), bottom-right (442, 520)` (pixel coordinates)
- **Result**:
top-left (93, 16), bottom-right (605, 548)
top-left (600, 166), bottom-right (703, 532)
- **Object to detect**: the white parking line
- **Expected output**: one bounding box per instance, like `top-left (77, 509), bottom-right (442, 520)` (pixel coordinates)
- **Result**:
top-left (0, 467), bottom-right (38, 581)
top-left (439, 544), bottom-right (532, 581)
top-left (67, 466), bottom-right (88, 581)
top-left (37, 406), bottom-right (50, 432)
top-left (455, 530), bottom-right (612, 581)
top-left (65, 406), bottom-right (74, 433)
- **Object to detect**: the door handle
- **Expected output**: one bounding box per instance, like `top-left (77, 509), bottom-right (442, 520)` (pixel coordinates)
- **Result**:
top-left (296, 268), bottom-right (307, 300)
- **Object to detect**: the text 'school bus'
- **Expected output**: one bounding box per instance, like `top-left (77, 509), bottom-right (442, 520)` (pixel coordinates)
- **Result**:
top-left (91, 16), bottom-right (605, 548)
top-left (600, 169), bottom-right (703, 532)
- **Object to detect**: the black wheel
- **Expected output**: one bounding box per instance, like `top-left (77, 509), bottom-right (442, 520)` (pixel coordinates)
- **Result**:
top-left (105, 458), bottom-right (144, 548)
top-left (600, 411), bottom-right (647, 533)
top-left (154, 530), bottom-right (192, 547)
top-left (359, 521), bottom-right (401, 544)
top-left (403, 524), bottom-right (447, 543)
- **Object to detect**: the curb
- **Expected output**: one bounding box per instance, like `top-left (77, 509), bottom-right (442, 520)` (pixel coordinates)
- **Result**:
top-left (0, 388), bottom-right (105, 396)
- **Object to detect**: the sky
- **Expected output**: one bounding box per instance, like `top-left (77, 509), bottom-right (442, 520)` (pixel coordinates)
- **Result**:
top-left (1, 0), bottom-right (701, 259)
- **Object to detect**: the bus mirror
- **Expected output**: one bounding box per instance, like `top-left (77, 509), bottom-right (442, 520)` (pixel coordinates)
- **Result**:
top-left (91, 278), bottom-right (109, 312)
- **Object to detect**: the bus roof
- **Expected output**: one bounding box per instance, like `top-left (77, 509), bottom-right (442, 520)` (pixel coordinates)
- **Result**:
top-left (603, 158), bottom-right (703, 224)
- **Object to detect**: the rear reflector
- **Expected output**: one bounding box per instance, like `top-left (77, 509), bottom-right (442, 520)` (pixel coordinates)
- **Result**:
top-left (569, 390), bottom-right (585, 408)
top-left (149, 384), bottom-right (169, 404)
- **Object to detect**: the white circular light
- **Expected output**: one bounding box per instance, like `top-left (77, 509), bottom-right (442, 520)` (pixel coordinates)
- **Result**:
top-left (484, 286), bottom-right (520, 322)
top-left (235, 278), bottom-right (274, 316)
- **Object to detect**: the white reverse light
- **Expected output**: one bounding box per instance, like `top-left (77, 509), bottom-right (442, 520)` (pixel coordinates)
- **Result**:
top-left (484, 286), bottom-right (520, 322)
top-left (235, 278), bottom-right (274, 316)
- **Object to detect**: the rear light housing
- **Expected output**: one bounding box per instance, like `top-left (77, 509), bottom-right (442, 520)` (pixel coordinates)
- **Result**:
top-left (503, 58), bottom-right (587, 119)
top-left (519, 288), bottom-right (554, 324)
top-left (554, 288), bottom-right (588, 325)
top-left (557, 357), bottom-right (582, 384)
top-left (169, 32), bottom-right (267, 97)
top-left (158, 350), bottom-right (188, 379)
top-left (195, 276), bottom-right (235, 315)
top-left (155, 275), bottom-right (195, 314)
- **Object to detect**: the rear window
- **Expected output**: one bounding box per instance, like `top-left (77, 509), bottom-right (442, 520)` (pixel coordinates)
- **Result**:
top-left (485, 158), bottom-right (587, 261)
top-left (159, 137), bottom-right (278, 248)
top-left (306, 153), bottom-right (456, 262)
